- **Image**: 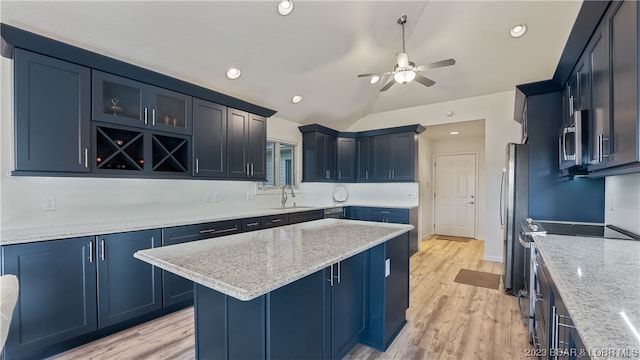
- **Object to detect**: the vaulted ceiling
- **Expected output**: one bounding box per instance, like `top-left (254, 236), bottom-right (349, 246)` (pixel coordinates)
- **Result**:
top-left (1, 1), bottom-right (581, 130)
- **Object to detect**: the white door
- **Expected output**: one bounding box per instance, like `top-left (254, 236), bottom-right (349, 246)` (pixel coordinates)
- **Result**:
top-left (434, 154), bottom-right (477, 238)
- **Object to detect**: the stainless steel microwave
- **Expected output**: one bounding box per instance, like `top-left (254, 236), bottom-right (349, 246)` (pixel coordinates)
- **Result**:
top-left (559, 110), bottom-right (588, 170)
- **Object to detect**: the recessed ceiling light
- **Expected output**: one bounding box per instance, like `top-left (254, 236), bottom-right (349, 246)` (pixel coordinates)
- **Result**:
top-left (226, 67), bottom-right (242, 80)
top-left (450, 131), bottom-right (459, 135)
top-left (369, 75), bottom-right (380, 85)
top-left (510, 24), bottom-right (527, 38)
top-left (277, 0), bottom-right (294, 16)
top-left (291, 95), bottom-right (303, 104)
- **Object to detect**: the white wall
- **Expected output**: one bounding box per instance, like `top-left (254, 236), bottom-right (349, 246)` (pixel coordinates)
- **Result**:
top-left (418, 136), bottom-right (432, 240)
top-left (348, 91), bottom-right (521, 262)
top-left (430, 135), bottom-right (486, 240)
top-left (605, 173), bottom-right (640, 235)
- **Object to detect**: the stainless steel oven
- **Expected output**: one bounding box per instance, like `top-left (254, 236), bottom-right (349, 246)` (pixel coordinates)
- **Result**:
top-left (559, 110), bottom-right (588, 171)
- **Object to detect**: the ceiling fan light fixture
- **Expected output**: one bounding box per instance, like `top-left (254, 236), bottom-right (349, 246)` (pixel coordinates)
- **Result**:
top-left (226, 67), bottom-right (242, 80)
top-left (394, 69), bottom-right (416, 84)
top-left (450, 131), bottom-right (459, 135)
top-left (510, 24), bottom-right (527, 38)
top-left (277, 0), bottom-right (294, 16)
top-left (369, 75), bottom-right (380, 84)
top-left (291, 95), bottom-right (303, 104)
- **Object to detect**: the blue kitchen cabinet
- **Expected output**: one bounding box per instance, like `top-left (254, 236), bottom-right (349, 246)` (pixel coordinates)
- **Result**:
top-left (92, 70), bottom-right (192, 136)
top-left (261, 213), bottom-right (290, 228)
top-left (193, 98), bottom-right (227, 177)
top-left (337, 137), bottom-right (356, 182)
top-left (302, 130), bottom-right (338, 182)
top-left (1, 237), bottom-right (97, 360)
top-left (96, 229), bottom-right (162, 328)
top-left (330, 251), bottom-right (367, 359)
top-left (14, 49), bottom-right (91, 174)
top-left (288, 209), bottom-right (325, 224)
top-left (161, 220), bottom-right (241, 307)
top-left (350, 207), bottom-right (419, 256)
top-left (226, 108), bottom-right (267, 180)
top-left (361, 233), bottom-right (410, 351)
top-left (194, 252), bottom-right (366, 360)
top-left (356, 137), bottom-right (372, 182)
top-left (371, 133), bottom-right (417, 182)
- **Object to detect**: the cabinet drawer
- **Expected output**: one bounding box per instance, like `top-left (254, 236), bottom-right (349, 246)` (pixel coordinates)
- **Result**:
top-left (364, 208), bottom-right (409, 223)
top-left (288, 210), bottom-right (324, 225)
top-left (162, 220), bottom-right (241, 245)
top-left (261, 214), bottom-right (289, 228)
top-left (242, 217), bottom-right (262, 232)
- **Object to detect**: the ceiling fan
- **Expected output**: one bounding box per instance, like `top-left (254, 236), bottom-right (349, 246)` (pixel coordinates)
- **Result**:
top-left (358, 15), bottom-right (456, 92)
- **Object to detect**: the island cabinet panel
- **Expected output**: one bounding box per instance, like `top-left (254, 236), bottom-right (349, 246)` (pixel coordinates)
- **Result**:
top-left (193, 252), bottom-right (368, 360)
top-left (330, 251), bottom-right (367, 359)
top-left (96, 229), bottom-right (162, 328)
top-left (360, 233), bottom-right (410, 351)
top-left (161, 220), bottom-right (241, 307)
top-left (1, 237), bottom-right (97, 360)
top-left (14, 49), bottom-right (91, 173)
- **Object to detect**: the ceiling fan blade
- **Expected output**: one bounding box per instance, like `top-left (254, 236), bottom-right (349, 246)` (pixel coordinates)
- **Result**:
top-left (414, 74), bottom-right (436, 87)
top-left (380, 79), bottom-right (396, 92)
top-left (416, 58), bottom-right (456, 72)
top-left (357, 73), bottom-right (378, 78)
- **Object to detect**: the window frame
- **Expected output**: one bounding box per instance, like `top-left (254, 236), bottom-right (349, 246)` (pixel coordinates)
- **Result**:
top-left (258, 139), bottom-right (298, 190)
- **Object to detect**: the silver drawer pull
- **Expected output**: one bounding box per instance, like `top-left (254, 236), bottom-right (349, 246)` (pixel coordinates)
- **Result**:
top-left (271, 219), bottom-right (282, 223)
top-left (246, 222), bottom-right (259, 227)
top-left (200, 228), bottom-right (216, 234)
top-left (380, 211), bottom-right (390, 214)
top-left (199, 227), bottom-right (238, 235)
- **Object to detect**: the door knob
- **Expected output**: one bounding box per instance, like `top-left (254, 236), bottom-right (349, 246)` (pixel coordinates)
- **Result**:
top-left (468, 201), bottom-right (475, 205)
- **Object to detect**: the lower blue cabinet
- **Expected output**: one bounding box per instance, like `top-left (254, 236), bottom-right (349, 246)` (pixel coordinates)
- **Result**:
top-left (96, 229), bottom-right (162, 328)
top-left (1, 237), bottom-right (97, 360)
top-left (360, 233), bottom-right (410, 351)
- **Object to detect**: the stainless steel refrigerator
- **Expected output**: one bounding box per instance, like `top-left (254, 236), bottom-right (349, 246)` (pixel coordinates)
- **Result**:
top-left (501, 143), bottom-right (529, 296)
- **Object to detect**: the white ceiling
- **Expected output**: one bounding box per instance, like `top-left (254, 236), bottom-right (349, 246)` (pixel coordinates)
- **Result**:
top-left (1, 1), bottom-right (581, 131)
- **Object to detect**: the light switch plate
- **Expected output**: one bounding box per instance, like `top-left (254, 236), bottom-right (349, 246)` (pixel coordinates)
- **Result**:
top-left (385, 259), bottom-right (390, 277)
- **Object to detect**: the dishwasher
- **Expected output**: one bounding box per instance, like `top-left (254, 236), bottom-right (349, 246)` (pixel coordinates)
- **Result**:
top-left (324, 207), bottom-right (346, 219)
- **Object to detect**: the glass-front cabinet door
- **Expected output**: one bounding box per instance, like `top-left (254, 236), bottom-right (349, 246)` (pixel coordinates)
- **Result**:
top-left (92, 70), bottom-right (192, 135)
top-left (149, 87), bottom-right (192, 135)
top-left (92, 71), bottom-right (148, 128)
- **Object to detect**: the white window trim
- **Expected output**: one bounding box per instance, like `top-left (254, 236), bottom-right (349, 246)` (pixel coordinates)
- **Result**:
top-left (258, 139), bottom-right (298, 194)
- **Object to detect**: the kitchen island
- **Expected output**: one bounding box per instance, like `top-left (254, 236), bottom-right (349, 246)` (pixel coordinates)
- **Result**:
top-left (534, 234), bottom-right (640, 360)
top-left (135, 218), bottom-right (414, 359)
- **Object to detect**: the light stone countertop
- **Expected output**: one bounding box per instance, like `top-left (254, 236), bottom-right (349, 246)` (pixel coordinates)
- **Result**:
top-left (534, 234), bottom-right (640, 359)
top-left (135, 218), bottom-right (413, 301)
top-left (0, 203), bottom-right (416, 246)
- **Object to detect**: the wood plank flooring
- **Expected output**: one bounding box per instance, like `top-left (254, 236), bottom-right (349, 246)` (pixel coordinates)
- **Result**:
top-left (50, 236), bottom-right (532, 360)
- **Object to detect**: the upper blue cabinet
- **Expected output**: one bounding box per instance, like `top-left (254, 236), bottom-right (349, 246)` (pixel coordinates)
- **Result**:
top-left (14, 49), bottom-right (91, 174)
top-left (92, 71), bottom-right (192, 136)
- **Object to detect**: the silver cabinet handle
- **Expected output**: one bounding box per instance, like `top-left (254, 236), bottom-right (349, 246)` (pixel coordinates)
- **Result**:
top-left (152, 109), bottom-right (156, 126)
top-left (246, 222), bottom-right (259, 227)
top-left (200, 227), bottom-right (238, 235)
top-left (195, 158), bottom-right (199, 174)
top-left (365, 170), bottom-right (368, 180)
top-left (246, 163), bottom-right (250, 176)
top-left (100, 239), bottom-right (106, 261)
top-left (251, 163), bottom-right (254, 176)
top-left (144, 108), bottom-right (148, 125)
top-left (336, 261), bottom-right (341, 284)
top-left (84, 148), bottom-right (89, 168)
top-left (392, 170), bottom-right (395, 179)
top-left (88, 240), bottom-right (93, 263)
top-left (328, 265), bottom-right (334, 287)
top-left (338, 170), bottom-right (341, 179)
top-left (271, 219), bottom-right (282, 223)
top-left (389, 170), bottom-right (392, 179)
top-left (569, 95), bottom-right (574, 115)
top-left (380, 211), bottom-right (390, 214)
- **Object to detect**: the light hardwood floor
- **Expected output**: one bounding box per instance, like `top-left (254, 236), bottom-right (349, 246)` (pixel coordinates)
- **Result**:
top-left (50, 237), bottom-right (533, 360)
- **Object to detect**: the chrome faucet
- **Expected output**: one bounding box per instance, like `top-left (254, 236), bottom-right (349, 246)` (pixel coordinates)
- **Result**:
top-left (281, 184), bottom-right (296, 208)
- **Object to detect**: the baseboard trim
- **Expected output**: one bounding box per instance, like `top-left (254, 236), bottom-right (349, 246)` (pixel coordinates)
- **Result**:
top-left (476, 235), bottom-right (486, 241)
top-left (483, 255), bottom-right (503, 262)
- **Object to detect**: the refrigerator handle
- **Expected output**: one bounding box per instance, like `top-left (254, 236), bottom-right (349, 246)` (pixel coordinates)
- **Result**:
top-left (499, 168), bottom-right (506, 227)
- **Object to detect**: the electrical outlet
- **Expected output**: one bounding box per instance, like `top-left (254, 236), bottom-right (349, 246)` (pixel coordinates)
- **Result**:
top-left (213, 192), bottom-right (221, 202)
top-left (407, 192), bottom-right (417, 199)
top-left (205, 192), bottom-right (213, 203)
top-left (43, 196), bottom-right (56, 211)
top-left (246, 192), bottom-right (255, 201)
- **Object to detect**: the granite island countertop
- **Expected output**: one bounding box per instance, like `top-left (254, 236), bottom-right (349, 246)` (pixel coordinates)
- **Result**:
top-left (534, 234), bottom-right (640, 359)
top-left (135, 218), bottom-right (413, 301)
